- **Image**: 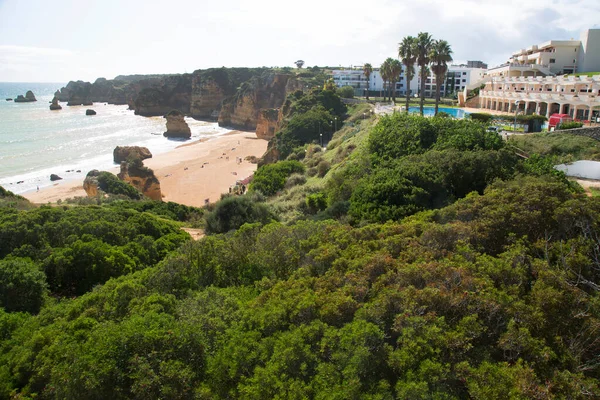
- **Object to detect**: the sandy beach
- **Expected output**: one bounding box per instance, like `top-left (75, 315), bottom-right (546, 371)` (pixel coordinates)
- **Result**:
top-left (23, 131), bottom-right (268, 208)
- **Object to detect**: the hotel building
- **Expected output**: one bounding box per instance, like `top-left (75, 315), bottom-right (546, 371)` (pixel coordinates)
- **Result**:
top-left (479, 29), bottom-right (600, 120)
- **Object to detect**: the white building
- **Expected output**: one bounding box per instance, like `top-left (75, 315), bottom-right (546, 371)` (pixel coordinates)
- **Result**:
top-left (487, 29), bottom-right (600, 78)
top-left (479, 75), bottom-right (600, 120)
top-left (330, 62), bottom-right (486, 99)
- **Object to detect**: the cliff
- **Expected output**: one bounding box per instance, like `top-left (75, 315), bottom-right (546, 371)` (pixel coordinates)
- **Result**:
top-left (189, 67), bottom-right (271, 120)
top-left (218, 73), bottom-right (301, 131)
top-left (255, 108), bottom-right (283, 140)
top-left (133, 74), bottom-right (192, 116)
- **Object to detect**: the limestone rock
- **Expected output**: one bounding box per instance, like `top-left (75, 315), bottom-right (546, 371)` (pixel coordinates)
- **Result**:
top-left (14, 91), bottom-right (37, 103)
top-left (6, 98), bottom-right (13, 101)
top-left (259, 139), bottom-right (281, 166)
top-left (218, 73), bottom-right (301, 131)
top-left (86, 109), bottom-right (96, 115)
top-left (83, 170), bottom-right (100, 196)
top-left (50, 174), bottom-right (62, 181)
top-left (60, 81), bottom-right (93, 105)
top-left (256, 108), bottom-right (281, 140)
top-left (133, 74), bottom-right (192, 116)
top-left (113, 146), bottom-right (152, 164)
top-left (164, 110), bottom-right (191, 138)
top-left (118, 161), bottom-right (162, 201)
top-left (49, 97), bottom-right (62, 110)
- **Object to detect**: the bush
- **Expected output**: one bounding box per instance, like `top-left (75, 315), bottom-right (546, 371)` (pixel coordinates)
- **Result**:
top-left (97, 171), bottom-right (143, 200)
top-left (306, 193), bottom-right (328, 214)
top-left (250, 161), bottom-right (305, 196)
top-left (470, 113), bottom-right (494, 123)
top-left (205, 196), bottom-right (277, 234)
top-left (317, 160), bottom-right (331, 177)
top-left (285, 173), bottom-right (307, 189)
top-left (557, 121), bottom-right (584, 130)
top-left (337, 86), bottom-right (355, 99)
top-left (0, 258), bottom-right (47, 313)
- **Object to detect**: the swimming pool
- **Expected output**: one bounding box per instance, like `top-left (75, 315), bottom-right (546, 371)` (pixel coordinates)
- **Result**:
top-left (408, 106), bottom-right (469, 119)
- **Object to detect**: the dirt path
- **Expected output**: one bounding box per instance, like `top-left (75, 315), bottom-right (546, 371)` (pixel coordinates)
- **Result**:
top-left (181, 227), bottom-right (204, 240)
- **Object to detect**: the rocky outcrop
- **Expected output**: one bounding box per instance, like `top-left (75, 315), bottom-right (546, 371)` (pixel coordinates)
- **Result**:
top-left (83, 170), bottom-right (101, 196)
top-left (113, 146), bottom-right (152, 163)
top-left (14, 91), bottom-right (37, 103)
top-left (118, 161), bottom-right (162, 201)
top-left (60, 81), bottom-right (94, 106)
top-left (6, 98), bottom-right (13, 101)
top-left (133, 74), bottom-right (192, 116)
top-left (218, 74), bottom-right (301, 131)
top-left (164, 110), bottom-right (191, 138)
top-left (86, 109), bottom-right (96, 115)
top-left (49, 97), bottom-right (62, 110)
top-left (50, 174), bottom-right (62, 181)
top-left (256, 108), bottom-right (282, 140)
top-left (259, 141), bottom-right (281, 166)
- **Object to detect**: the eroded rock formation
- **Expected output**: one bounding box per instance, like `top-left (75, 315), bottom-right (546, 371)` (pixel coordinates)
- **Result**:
top-left (164, 110), bottom-right (191, 138)
top-left (86, 109), bottom-right (96, 115)
top-left (256, 108), bottom-right (282, 140)
top-left (218, 74), bottom-right (300, 131)
top-left (83, 170), bottom-right (101, 197)
top-left (118, 161), bottom-right (162, 201)
top-left (113, 146), bottom-right (152, 164)
top-left (49, 97), bottom-right (62, 110)
top-left (14, 91), bottom-right (37, 103)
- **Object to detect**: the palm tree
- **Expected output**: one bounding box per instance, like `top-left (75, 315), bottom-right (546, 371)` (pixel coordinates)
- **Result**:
top-left (399, 36), bottom-right (417, 113)
top-left (430, 40), bottom-right (453, 115)
top-left (363, 63), bottom-right (373, 100)
top-left (380, 59), bottom-right (390, 101)
top-left (416, 32), bottom-right (433, 116)
top-left (389, 59), bottom-right (403, 103)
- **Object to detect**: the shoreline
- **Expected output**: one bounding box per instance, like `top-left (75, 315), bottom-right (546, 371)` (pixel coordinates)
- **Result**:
top-left (22, 130), bottom-right (268, 208)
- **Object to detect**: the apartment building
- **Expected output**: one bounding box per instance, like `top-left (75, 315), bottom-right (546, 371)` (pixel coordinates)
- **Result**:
top-left (330, 62), bottom-right (486, 98)
top-left (479, 75), bottom-right (600, 120)
top-left (486, 29), bottom-right (600, 78)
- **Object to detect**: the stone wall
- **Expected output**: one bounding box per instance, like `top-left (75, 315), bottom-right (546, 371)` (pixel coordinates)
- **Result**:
top-left (561, 126), bottom-right (600, 141)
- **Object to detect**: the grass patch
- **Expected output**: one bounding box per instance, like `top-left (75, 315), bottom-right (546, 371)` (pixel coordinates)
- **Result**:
top-left (589, 187), bottom-right (600, 197)
top-left (509, 132), bottom-right (600, 163)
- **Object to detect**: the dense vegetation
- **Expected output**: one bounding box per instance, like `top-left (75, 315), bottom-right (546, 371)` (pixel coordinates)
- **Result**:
top-left (1, 108), bottom-right (599, 398)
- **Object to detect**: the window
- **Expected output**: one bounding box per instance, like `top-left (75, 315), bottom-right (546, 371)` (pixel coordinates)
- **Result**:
top-left (462, 79), bottom-right (466, 83)
top-left (549, 58), bottom-right (556, 63)
top-left (462, 72), bottom-right (467, 75)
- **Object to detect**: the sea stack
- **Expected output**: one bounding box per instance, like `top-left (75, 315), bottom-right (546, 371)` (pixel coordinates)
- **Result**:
top-left (14, 91), bottom-right (37, 103)
top-left (49, 97), bottom-right (62, 110)
top-left (113, 146), bottom-right (152, 164)
top-left (86, 109), bottom-right (96, 115)
top-left (164, 110), bottom-right (191, 138)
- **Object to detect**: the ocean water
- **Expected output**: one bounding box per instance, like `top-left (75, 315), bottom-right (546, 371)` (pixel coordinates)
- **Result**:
top-left (0, 82), bottom-right (231, 195)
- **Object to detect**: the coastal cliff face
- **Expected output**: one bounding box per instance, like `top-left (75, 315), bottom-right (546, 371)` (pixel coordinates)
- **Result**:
top-left (118, 162), bottom-right (162, 201)
top-left (190, 79), bottom-right (225, 119)
top-left (218, 74), bottom-right (301, 131)
top-left (133, 75), bottom-right (192, 116)
top-left (256, 108), bottom-right (282, 140)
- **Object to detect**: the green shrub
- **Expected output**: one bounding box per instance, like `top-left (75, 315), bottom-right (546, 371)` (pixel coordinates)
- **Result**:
top-left (306, 193), bottom-right (328, 214)
top-left (557, 121), bottom-right (584, 130)
top-left (205, 196), bottom-right (276, 234)
top-left (317, 160), bottom-right (331, 177)
top-left (97, 171), bottom-right (143, 200)
top-left (0, 258), bottom-right (47, 313)
top-left (250, 161), bottom-right (305, 196)
top-left (470, 113), bottom-right (494, 123)
top-left (337, 86), bottom-right (355, 99)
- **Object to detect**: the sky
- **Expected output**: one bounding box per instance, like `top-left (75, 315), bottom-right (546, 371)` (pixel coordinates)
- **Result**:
top-left (1, 0), bottom-right (599, 82)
